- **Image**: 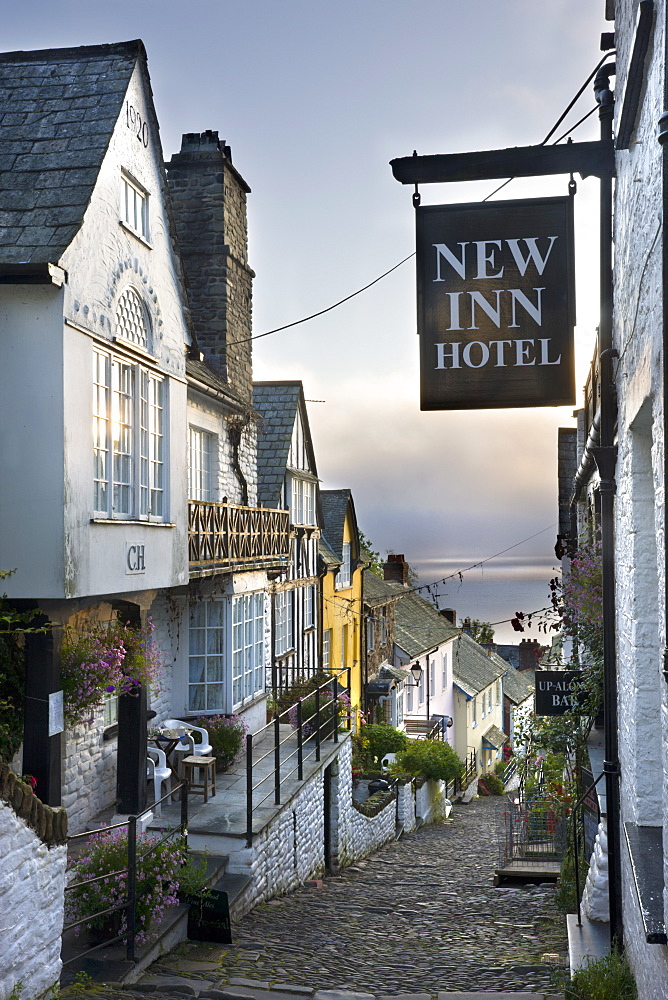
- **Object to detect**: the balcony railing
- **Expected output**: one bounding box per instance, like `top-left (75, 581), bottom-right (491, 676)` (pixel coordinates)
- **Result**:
top-left (188, 499), bottom-right (290, 568)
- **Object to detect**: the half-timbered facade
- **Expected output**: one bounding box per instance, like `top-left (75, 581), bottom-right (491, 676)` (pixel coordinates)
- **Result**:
top-left (253, 382), bottom-right (321, 691)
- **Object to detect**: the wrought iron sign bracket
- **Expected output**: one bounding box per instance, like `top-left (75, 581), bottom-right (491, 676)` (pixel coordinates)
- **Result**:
top-left (390, 139), bottom-right (615, 186)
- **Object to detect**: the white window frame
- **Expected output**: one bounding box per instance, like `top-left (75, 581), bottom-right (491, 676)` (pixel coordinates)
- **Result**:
top-left (189, 426), bottom-right (213, 501)
top-left (430, 659), bottom-right (435, 696)
top-left (103, 692), bottom-right (118, 728)
top-left (304, 585), bottom-right (315, 629)
top-left (275, 590), bottom-right (294, 657)
top-left (188, 594), bottom-right (265, 714)
top-left (367, 619), bottom-right (375, 652)
top-left (335, 541), bottom-right (351, 590)
top-left (232, 593), bottom-right (265, 707)
top-left (472, 696), bottom-right (477, 725)
top-left (418, 669), bottom-right (425, 705)
top-left (121, 171), bottom-right (150, 241)
top-left (323, 628), bottom-right (331, 670)
top-left (290, 476), bottom-right (315, 526)
top-left (93, 348), bottom-right (167, 520)
top-left (406, 680), bottom-right (413, 714)
top-left (442, 651), bottom-right (448, 688)
top-left (394, 681), bottom-right (405, 728)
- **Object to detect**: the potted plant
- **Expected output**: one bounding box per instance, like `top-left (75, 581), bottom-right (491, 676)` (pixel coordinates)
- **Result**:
top-left (66, 827), bottom-right (184, 944)
top-left (191, 714), bottom-right (248, 772)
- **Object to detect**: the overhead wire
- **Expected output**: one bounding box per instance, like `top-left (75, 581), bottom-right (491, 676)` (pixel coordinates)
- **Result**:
top-left (227, 53), bottom-right (615, 348)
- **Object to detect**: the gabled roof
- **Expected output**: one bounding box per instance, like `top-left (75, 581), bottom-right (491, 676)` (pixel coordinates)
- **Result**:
top-left (391, 588), bottom-right (459, 659)
top-left (482, 724), bottom-right (508, 750)
top-left (503, 667), bottom-right (535, 705)
top-left (320, 489), bottom-right (358, 562)
top-left (0, 41), bottom-right (143, 266)
top-left (253, 381), bottom-right (317, 507)
top-left (453, 633), bottom-right (507, 698)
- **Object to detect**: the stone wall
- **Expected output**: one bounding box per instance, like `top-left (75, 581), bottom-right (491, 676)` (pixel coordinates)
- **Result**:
top-left (228, 737), bottom-right (452, 920)
top-left (0, 771), bottom-right (67, 1000)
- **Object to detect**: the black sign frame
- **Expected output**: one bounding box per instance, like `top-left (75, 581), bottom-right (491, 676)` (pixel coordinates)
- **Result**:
top-left (534, 668), bottom-right (582, 716)
top-left (416, 195), bottom-right (575, 410)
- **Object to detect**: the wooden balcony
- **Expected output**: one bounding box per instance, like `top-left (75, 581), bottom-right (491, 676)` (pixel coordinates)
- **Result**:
top-left (189, 500), bottom-right (290, 575)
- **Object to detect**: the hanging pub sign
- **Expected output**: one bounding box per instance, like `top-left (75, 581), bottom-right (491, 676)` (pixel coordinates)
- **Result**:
top-left (534, 669), bottom-right (582, 716)
top-left (416, 196), bottom-right (575, 410)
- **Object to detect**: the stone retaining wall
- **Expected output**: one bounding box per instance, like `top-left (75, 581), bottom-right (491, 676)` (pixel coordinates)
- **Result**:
top-left (231, 737), bottom-right (453, 920)
top-left (0, 769), bottom-right (67, 999)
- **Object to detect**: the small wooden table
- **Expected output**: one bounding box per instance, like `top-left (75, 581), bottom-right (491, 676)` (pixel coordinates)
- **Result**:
top-left (181, 755), bottom-right (216, 802)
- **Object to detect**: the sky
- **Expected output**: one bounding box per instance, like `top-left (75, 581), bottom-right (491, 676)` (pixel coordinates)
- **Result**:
top-left (4, 1), bottom-right (610, 641)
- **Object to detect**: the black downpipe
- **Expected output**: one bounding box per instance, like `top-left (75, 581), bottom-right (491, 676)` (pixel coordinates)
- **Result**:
top-left (593, 62), bottom-right (623, 951)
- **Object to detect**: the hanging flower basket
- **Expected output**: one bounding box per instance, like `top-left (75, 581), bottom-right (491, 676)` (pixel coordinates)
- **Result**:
top-left (61, 618), bottom-right (163, 728)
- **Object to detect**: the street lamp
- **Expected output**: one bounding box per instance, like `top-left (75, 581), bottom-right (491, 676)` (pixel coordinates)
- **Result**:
top-left (410, 662), bottom-right (423, 686)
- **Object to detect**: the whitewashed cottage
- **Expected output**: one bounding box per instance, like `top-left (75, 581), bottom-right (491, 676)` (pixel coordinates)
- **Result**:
top-left (0, 42), bottom-right (290, 836)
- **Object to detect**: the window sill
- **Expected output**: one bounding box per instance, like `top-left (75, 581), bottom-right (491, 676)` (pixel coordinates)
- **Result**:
top-left (90, 518), bottom-right (175, 527)
top-left (624, 822), bottom-right (667, 944)
top-left (119, 219), bottom-right (153, 249)
top-left (103, 724), bottom-right (118, 741)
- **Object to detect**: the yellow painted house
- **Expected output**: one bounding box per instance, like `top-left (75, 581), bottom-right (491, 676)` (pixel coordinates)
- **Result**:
top-left (319, 490), bottom-right (364, 726)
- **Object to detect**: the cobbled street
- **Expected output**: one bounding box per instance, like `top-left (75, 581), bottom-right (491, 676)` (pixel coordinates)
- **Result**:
top-left (124, 795), bottom-right (568, 998)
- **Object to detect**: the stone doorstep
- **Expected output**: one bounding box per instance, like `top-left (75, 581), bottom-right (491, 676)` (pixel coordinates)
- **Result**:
top-left (566, 912), bottom-right (610, 974)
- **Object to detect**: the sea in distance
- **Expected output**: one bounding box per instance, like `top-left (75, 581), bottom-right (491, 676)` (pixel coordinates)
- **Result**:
top-left (411, 555), bottom-right (559, 646)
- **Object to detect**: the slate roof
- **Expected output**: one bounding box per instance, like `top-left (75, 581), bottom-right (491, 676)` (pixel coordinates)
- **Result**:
top-left (253, 381), bottom-right (318, 507)
top-left (320, 489), bottom-right (352, 561)
top-left (363, 572), bottom-right (402, 609)
top-left (318, 534), bottom-right (340, 568)
top-left (453, 633), bottom-right (507, 698)
top-left (503, 666), bottom-right (535, 706)
top-left (391, 587), bottom-right (459, 659)
top-left (186, 357), bottom-right (248, 411)
top-left (253, 382), bottom-right (302, 506)
top-left (0, 41), bottom-right (142, 266)
top-left (482, 724), bottom-right (508, 750)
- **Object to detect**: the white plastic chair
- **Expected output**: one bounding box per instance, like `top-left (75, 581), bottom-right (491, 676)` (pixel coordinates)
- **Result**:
top-left (147, 747), bottom-right (172, 816)
top-left (161, 718), bottom-right (212, 757)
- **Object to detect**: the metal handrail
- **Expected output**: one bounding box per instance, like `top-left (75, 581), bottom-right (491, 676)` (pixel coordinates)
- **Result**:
top-left (245, 670), bottom-right (351, 846)
top-left (63, 779), bottom-right (188, 965)
top-left (572, 771), bottom-right (604, 927)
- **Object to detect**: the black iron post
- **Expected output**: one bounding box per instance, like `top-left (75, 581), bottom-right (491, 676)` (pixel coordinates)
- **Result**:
top-left (274, 714), bottom-right (281, 805)
top-left (23, 616), bottom-right (61, 806)
top-left (593, 61), bottom-right (623, 951)
top-left (126, 814), bottom-right (137, 962)
top-left (117, 684), bottom-right (148, 815)
top-left (246, 733), bottom-right (253, 848)
top-left (297, 699), bottom-right (303, 779)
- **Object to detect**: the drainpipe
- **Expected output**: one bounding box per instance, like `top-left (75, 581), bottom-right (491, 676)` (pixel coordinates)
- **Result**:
top-left (592, 61), bottom-right (623, 951)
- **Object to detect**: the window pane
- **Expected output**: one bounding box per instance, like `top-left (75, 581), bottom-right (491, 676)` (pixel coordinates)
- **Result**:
top-left (189, 685), bottom-right (205, 712)
top-left (206, 657), bottom-right (223, 682)
top-left (189, 629), bottom-right (205, 655)
top-left (189, 658), bottom-right (205, 684)
top-left (207, 684), bottom-right (224, 710)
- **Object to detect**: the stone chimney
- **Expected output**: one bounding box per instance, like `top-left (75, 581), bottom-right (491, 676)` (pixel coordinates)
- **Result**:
top-left (384, 554), bottom-right (409, 586)
top-left (518, 638), bottom-right (544, 671)
top-left (166, 130), bottom-right (254, 404)
top-left (439, 608), bottom-right (456, 625)
top-left (462, 618), bottom-right (473, 636)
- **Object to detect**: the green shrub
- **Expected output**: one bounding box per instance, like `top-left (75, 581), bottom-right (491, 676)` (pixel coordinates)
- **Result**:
top-left (566, 952), bottom-right (637, 1000)
top-left (480, 773), bottom-right (504, 795)
top-left (393, 738), bottom-right (464, 784)
top-left (363, 724), bottom-right (408, 767)
top-left (192, 715), bottom-right (247, 772)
